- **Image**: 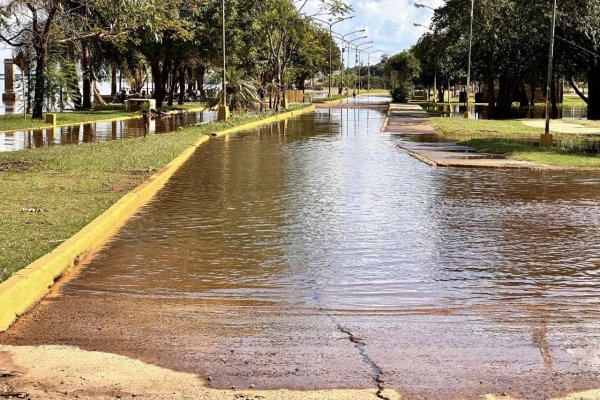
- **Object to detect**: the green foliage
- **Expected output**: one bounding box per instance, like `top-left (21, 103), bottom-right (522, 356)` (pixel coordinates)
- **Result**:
top-left (209, 68), bottom-right (260, 113)
top-left (385, 51), bottom-right (421, 84)
top-left (390, 81), bottom-right (413, 103)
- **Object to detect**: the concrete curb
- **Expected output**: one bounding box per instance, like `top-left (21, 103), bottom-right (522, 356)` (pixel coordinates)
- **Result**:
top-left (0, 104), bottom-right (315, 332)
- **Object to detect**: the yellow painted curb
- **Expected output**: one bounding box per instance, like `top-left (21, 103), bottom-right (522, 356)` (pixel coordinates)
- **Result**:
top-left (0, 104), bottom-right (315, 332)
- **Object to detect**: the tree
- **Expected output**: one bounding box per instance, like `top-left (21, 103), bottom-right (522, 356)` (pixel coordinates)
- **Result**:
top-left (0, 0), bottom-right (148, 118)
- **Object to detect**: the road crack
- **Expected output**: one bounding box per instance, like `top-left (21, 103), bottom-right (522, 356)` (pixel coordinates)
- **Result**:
top-left (311, 290), bottom-right (390, 400)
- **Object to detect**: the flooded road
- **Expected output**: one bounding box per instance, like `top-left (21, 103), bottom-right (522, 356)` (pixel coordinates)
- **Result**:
top-left (0, 110), bottom-right (216, 152)
top-left (3, 102), bottom-right (600, 399)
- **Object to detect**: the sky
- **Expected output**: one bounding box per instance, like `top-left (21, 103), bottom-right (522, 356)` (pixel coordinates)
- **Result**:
top-left (1, 0), bottom-right (443, 69)
top-left (302, 0), bottom-right (444, 63)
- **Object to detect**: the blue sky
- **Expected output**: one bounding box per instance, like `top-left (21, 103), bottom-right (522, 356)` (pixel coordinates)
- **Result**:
top-left (303, 0), bottom-right (444, 62)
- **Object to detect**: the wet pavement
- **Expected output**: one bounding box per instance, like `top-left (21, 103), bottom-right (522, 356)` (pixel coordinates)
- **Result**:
top-left (3, 102), bottom-right (600, 399)
top-left (387, 104), bottom-right (557, 169)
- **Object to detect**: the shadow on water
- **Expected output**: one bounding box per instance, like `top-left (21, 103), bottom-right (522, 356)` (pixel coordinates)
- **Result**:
top-left (0, 110), bottom-right (217, 152)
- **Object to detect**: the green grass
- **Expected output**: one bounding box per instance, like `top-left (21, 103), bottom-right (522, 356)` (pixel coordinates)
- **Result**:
top-left (0, 104), bottom-right (309, 282)
top-left (0, 103), bottom-right (208, 133)
top-left (162, 101), bottom-right (207, 111)
top-left (430, 116), bottom-right (600, 168)
top-left (562, 95), bottom-right (587, 108)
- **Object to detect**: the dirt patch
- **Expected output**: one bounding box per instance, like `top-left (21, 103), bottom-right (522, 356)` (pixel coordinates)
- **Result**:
top-left (0, 160), bottom-right (35, 172)
top-left (110, 182), bottom-right (138, 193)
top-left (0, 345), bottom-right (393, 400)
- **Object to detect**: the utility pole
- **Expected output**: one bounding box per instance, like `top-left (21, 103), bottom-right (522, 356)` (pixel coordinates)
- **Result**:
top-left (218, 0), bottom-right (229, 121)
top-left (542, 0), bottom-right (558, 147)
top-left (464, 0), bottom-right (475, 118)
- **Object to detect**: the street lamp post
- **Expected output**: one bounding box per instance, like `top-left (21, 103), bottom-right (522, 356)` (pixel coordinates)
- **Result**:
top-left (542, 0), bottom-right (558, 147)
top-left (353, 41), bottom-right (373, 94)
top-left (465, 0), bottom-right (475, 118)
top-left (345, 36), bottom-right (368, 93)
top-left (414, 2), bottom-right (435, 10)
top-left (218, 0), bottom-right (229, 121)
top-left (356, 44), bottom-right (374, 93)
top-left (334, 29), bottom-right (365, 95)
top-left (310, 16), bottom-right (353, 97)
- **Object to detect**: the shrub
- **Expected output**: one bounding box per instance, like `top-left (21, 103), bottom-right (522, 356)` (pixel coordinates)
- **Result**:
top-left (390, 81), bottom-right (413, 103)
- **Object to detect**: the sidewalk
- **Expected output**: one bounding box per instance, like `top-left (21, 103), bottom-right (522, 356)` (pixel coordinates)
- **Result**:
top-left (384, 104), bottom-right (558, 169)
top-left (521, 119), bottom-right (600, 134)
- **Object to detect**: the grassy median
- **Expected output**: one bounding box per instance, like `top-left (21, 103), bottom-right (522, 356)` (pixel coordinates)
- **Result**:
top-left (0, 105), bottom-right (309, 282)
top-left (430, 117), bottom-right (600, 168)
top-left (0, 102), bottom-right (206, 133)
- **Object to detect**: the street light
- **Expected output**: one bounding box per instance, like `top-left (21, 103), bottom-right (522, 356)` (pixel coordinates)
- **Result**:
top-left (334, 29), bottom-right (365, 94)
top-left (356, 44), bottom-right (374, 93)
top-left (465, 0), bottom-right (475, 117)
top-left (413, 22), bottom-right (430, 29)
top-left (414, 2), bottom-right (435, 10)
top-left (542, 0), bottom-right (557, 147)
top-left (345, 36), bottom-right (368, 92)
top-left (354, 41), bottom-right (373, 94)
top-left (310, 16), bottom-right (354, 97)
top-left (218, 0), bottom-right (229, 121)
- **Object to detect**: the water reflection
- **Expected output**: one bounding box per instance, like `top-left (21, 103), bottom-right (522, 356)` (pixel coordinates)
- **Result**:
top-left (0, 110), bottom-right (217, 152)
top-left (426, 103), bottom-right (588, 120)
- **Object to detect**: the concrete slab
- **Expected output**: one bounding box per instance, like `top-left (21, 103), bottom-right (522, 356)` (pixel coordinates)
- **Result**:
top-left (383, 104), bottom-right (559, 169)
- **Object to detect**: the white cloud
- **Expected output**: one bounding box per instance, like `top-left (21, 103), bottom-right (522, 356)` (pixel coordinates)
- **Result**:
top-left (300, 0), bottom-right (444, 61)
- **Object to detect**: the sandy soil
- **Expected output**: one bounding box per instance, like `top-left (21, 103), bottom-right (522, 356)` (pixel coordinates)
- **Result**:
top-left (1, 345), bottom-right (599, 400)
top-left (0, 344), bottom-right (400, 400)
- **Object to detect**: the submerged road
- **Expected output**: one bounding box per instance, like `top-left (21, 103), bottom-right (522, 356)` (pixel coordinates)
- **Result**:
top-left (3, 97), bottom-right (600, 399)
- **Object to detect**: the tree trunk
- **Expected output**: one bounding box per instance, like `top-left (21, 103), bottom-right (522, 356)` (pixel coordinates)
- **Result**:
top-left (568, 77), bottom-right (588, 104)
top-left (518, 83), bottom-right (529, 108)
top-left (167, 59), bottom-right (179, 107)
top-left (111, 65), bottom-right (117, 96)
top-left (151, 60), bottom-right (167, 108)
top-left (31, 46), bottom-right (47, 119)
top-left (529, 81), bottom-right (536, 106)
top-left (197, 65), bottom-right (206, 100)
top-left (588, 58), bottom-right (600, 120)
top-left (93, 84), bottom-right (107, 106)
top-left (177, 65), bottom-right (186, 105)
top-left (81, 41), bottom-right (93, 110)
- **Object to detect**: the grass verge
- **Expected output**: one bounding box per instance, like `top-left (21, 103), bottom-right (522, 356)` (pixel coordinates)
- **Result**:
top-left (430, 117), bottom-right (600, 168)
top-left (0, 103), bottom-right (207, 133)
top-left (0, 104), bottom-right (308, 282)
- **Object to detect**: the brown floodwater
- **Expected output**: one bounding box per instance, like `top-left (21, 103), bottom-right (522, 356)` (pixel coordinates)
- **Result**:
top-left (0, 110), bottom-right (216, 152)
top-left (3, 102), bottom-right (600, 399)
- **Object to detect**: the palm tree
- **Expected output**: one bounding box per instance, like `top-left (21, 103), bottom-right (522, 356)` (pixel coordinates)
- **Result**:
top-left (209, 68), bottom-right (260, 113)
